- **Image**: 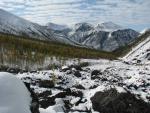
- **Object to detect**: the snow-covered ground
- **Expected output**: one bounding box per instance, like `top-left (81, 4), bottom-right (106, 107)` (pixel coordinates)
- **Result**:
top-left (1, 31), bottom-right (150, 113)
top-left (123, 36), bottom-right (150, 64)
top-left (16, 58), bottom-right (150, 113)
top-left (0, 72), bottom-right (32, 113)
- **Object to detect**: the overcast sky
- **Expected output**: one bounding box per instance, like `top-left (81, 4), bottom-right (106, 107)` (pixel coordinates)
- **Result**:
top-left (0, 0), bottom-right (150, 31)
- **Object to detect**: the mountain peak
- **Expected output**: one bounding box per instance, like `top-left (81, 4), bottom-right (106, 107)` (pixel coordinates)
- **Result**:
top-left (74, 22), bottom-right (94, 32)
top-left (96, 21), bottom-right (123, 32)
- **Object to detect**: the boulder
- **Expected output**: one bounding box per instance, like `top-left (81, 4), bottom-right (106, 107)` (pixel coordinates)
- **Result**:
top-left (91, 89), bottom-right (150, 113)
top-left (91, 70), bottom-right (102, 76)
top-left (74, 71), bottom-right (81, 77)
top-left (38, 80), bottom-right (54, 88)
top-left (70, 65), bottom-right (82, 71)
top-left (91, 70), bottom-right (102, 80)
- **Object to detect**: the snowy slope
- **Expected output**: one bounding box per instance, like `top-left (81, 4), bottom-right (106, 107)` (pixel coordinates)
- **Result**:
top-left (16, 58), bottom-right (150, 113)
top-left (46, 22), bottom-right (68, 31)
top-left (0, 9), bottom-right (76, 45)
top-left (95, 21), bottom-right (123, 32)
top-left (123, 30), bottom-right (150, 64)
top-left (0, 72), bottom-right (31, 113)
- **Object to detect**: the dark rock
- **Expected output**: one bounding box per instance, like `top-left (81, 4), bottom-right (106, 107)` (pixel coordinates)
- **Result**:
top-left (75, 98), bottom-right (87, 106)
top-left (37, 90), bottom-right (52, 98)
top-left (91, 74), bottom-right (100, 80)
top-left (91, 89), bottom-right (150, 113)
top-left (137, 60), bottom-right (141, 63)
top-left (30, 70), bottom-right (38, 73)
top-left (40, 96), bottom-right (56, 108)
top-left (70, 65), bottom-right (82, 71)
top-left (55, 88), bottom-right (83, 98)
top-left (84, 68), bottom-right (91, 72)
top-left (101, 78), bottom-right (108, 81)
top-left (91, 70), bottom-right (102, 79)
top-left (0, 65), bottom-right (8, 71)
top-left (63, 99), bottom-right (72, 110)
top-left (89, 85), bottom-right (98, 89)
top-left (7, 67), bottom-right (21, 74)
top-left (91, 70), bottom-right (101, 76)
top-left (73, 84), bottom-right (85, 89)
top-left (38, 80), bottom-right (54, 88)
top-left (74, 71), bottom-right (81, 77)
top-left (127, 84), bottom-right (139, 90)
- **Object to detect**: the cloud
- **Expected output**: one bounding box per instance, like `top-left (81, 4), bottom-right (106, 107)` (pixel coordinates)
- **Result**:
top-left (0, 0), bottom-right (149, 30)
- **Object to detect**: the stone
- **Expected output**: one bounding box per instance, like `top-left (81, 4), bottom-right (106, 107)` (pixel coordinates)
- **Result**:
top-left (91, 89), bottom-right (150, 113)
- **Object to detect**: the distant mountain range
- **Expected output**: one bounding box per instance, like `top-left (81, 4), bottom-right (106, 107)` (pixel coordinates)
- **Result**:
top-left (0, 9), bottom-right (142, 52)
top-left (48, 22), bottom-right (140, 51)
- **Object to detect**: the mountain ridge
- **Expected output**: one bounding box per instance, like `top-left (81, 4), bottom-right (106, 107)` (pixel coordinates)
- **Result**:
top-left (0, 9), bottom-right (77, 45)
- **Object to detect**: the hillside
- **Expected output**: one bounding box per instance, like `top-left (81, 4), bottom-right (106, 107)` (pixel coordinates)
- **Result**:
top-left (123, 29), bottom-right (150, 64)
top-left (0, 33), bottom-right (116, 69)
top-left (0, 9), bottom-right (76, 45)
top-left (114, 29), bottom-right (150, 58)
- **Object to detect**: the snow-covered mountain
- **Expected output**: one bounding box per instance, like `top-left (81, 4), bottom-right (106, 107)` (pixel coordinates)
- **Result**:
top-left (124, 29), bottom-right (150, 64)
top-left (0, 8), bottom-right (140, 52)
top-left (95, 21), bottom-right (123, 32)
top-left (0, 9), bottom-right (76, 45)
top-left (68, 23), bottom-right (94, 43)
top-left (68, 22), bottom-right (139, 51)
top-left (46, 22), bottom-right (68, 31)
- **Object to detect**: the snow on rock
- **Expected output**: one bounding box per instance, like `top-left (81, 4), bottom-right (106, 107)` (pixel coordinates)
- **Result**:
top-left (0, 72), bottom-right (32, 113)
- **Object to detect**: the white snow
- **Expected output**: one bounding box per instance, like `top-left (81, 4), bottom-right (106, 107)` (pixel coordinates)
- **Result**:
top-left (95, 22), bottom-right (123, 32)
top-left (123, 36), bottom-right (150, 64)
top-left (16, 57), bottom-right (150, 113)
top-left (0, 72), bottom-right (32, 113)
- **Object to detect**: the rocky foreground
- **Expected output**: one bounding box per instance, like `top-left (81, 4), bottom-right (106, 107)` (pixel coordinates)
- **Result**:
top-left (8, 59), bottom-right (149, 113)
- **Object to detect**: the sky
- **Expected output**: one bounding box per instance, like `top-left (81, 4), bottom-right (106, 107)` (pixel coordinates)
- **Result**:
top-left (0, 0), bottom-right (150, 31)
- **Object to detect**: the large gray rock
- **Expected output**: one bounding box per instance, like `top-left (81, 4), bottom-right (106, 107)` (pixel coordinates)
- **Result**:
top-left (91, 89), bottom-right (150, 113)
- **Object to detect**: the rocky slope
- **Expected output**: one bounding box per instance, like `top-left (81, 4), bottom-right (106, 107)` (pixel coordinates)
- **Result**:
top-left (123, 29), bottom-right (150, 64)
top-left (15, 59), bottom-right (150, 113)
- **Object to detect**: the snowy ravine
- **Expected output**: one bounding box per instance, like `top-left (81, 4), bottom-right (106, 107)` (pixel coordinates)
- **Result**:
top-left (16, 59), bottom-right (150, 113)
top-left (0, 72), bottom-right (32, 113)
